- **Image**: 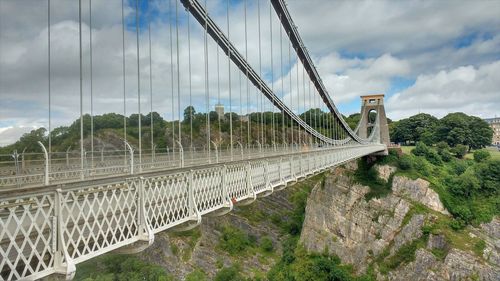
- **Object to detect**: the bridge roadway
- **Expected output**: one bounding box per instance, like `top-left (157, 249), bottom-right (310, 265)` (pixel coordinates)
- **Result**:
top-left (0, 144), bottom-right (385, 281)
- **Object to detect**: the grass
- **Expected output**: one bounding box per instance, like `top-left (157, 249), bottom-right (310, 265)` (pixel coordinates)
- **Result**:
top-left (378, 237), bottom-right (428, 274)
top-left (465, 146), bottom-right (500, 161)
top-left (169, 228), bottom-right (202, 261)
top-left (401, 145), bottom-right (415, 155)
top-left (75, 254), bottom-right (173, 281)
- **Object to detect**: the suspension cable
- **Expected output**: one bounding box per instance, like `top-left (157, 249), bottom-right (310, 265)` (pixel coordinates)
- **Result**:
top-left (244, 0), bottom-right (250, 148)
top-left (187, 6), bottom-right (193, 151)
top-left (204, 0), bottom-right (210, 161)
top-left (149, 4), bottom-right (154, 157)
top-left (135, 0), bottom-right (142, 169)
top-left (169, 0), bottom-right (175, 155)
top-left (302, 64), bottom-right (306, 145)
top-left (257, 0), bottom-right (263, 146)
top-left (175, 0), bottom-right (181, 146)
top-left (279, 14), bottom-right (285, 146)
top-left (79, 0), bottom-right (84, 175)
top-left (269, 2), bottom-right (275, 148)
top-left (90, 0), bottom-right (94, 167)
top-left (288, 31), bottom-right (293, 145)
top-left (48, 0), bottom-right (51, 165)
top-left (227, 0), bottom-right (233, 160)
top-left (121, 0), bottom-right (127, 160)
top-left (239, 64), bottom-right (242, 143)
top-left (216, 40), bottom-right (221, 143)
top-left (296, 52), bottom-right (300, 146)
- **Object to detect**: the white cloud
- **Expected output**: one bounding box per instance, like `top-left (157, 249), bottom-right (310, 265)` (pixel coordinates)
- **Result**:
top-left (317, 53), bottom-right (410, 103)
top-left (0, 127), bottom-right (37, 147)
top-left (387, 60), bottom-right (500, 119)
top-left (0, 0), bottom-right (499, 146)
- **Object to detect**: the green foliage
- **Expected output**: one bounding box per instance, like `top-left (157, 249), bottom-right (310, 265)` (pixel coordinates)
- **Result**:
top-left (283, 180), bottom-right (316, 235)
top-left (438, 148), bottom-right (452, 162)
top-left (449, 160), bottom-right (469, 175)
top-left (475, 160), bottom-right (500, 194)
top-left (391, 112), bottom-right (492, 150)
top-left (75, 254), bottom-right (172, 281)
top-left (413, 156), bottom-right (431, 176)
top-left (390, 113), bottom-right (438, 145)
top-left (379, 237), bottom-right (427, 274)
top-left (473, 240), bottom-right (486, 256)
top-left (260, 236), bottom-right (274, 253)
top-left (398, 146), bottom-right (499, 226)
top-left (398, 155), bottom-right (413, 170)
top-left (411, 142), bottom-right (430, 156)
top-left (268, 241), bottom-right (374, 281)
top-left (353, 159), bottom-right (392, 200)
top-left (185, 269), bottom-right (208, 281)
top-left (473, 150), bottom-right (491, 162)
top-left (411, 142), bottom-right (442, 165)
top-left (214, 264), bottom-right (246, 281)
top-left (218, 225), bottom-right (255, 255)
top-left (451, 144), bottom-right (468, 158)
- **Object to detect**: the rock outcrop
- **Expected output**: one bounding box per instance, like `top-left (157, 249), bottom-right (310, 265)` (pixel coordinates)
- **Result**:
top-left (300, 162), bottom-right (500, 280)
top-left (392, 176), bottom-right (449, 214)
top-left (300, 167), bottom-right (411, 273)
top-left (374, 164), bottom-right (396, 182)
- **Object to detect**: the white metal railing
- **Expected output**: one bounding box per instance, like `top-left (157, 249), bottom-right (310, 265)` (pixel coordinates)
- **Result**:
top-left (0, 144), bottom-right (385, 281)
top-left (0, 144), bottom-right (350, 189)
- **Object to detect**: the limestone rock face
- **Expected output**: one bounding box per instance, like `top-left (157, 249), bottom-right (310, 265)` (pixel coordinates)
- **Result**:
top-left (300, 168), bottom-right (411, 273)
top-left (443, 249), bottom-right (500, 281)
top-left (427, 234), bottom-right (448, 251)
top-left (480, 217), bottom-right (500, 267)
top-left (300, 163), bottom-right (500, 280)
top-left (390, 214), bottom-right (424, 255)
top-left (481, 218), bottom-right (500, 240)
top-left (387, 248), bottom-right (500, 281)
top-left (388, 249), bottom-right (443, 281)
top-left (374, 164), bottom-right (396, 182)
top-left (392, 176), bottom-right (448, 214)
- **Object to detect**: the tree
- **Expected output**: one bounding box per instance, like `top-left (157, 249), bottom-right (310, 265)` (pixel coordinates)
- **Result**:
top-left (468, 116), bottom-right (493, 150)
top-left (183, 106), bottom-right (196, 125)
top-left (14, 128), bottom-right (48, 153)
top-left (475, 160), bottom-right (500, 194)
top-left (434, 112), bottom-right (492, 150)
top-left (390, 113), bottom-right (438, 144)
top-left (345, 113), bottom-right (361, 130)
top-left (473, 150), bottom-right (491, 162)
top-left (435, 113), bottom-right (470, 147)
top-left (451, 144), bottom-right (468, 158)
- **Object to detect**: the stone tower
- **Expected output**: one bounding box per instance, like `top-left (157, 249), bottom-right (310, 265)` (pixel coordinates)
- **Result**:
top-left (358, 94), bottom-right (390, 148)
top-left (215, 104), bottom-right (225, 120)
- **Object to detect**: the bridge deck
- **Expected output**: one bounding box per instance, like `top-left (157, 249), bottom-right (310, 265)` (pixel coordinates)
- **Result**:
top-left (0, 144), bottom-right (385, 281)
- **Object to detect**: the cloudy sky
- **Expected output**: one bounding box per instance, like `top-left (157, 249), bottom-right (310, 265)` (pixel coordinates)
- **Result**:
top-left (1, 0), bottom-right (499, 146)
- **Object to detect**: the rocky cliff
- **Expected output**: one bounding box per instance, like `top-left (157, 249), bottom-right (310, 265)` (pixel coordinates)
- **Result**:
top-left (300, 162), bottom-right (500, 280)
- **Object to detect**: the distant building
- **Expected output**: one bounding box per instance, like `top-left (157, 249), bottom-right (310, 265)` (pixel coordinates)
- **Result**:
top-left (215, 104), bottom-right (225, 120)
top-left (484, 117), bottom-right (500, 145)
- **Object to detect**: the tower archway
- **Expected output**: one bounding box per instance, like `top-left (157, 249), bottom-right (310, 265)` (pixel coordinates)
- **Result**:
top-left (358, 94), bottom-right (390, 148)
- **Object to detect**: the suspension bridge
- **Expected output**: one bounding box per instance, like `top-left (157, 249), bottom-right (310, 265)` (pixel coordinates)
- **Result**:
top-left (0, 0), bottom-right (390, 280)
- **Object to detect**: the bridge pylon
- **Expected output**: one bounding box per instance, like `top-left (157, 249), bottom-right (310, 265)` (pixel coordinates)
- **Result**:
top-left (358, 94), bottom-right (390, 154)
